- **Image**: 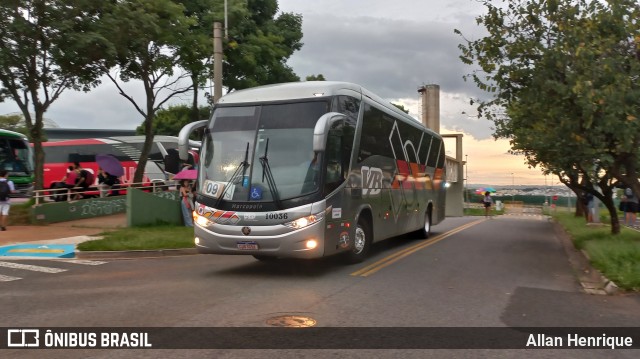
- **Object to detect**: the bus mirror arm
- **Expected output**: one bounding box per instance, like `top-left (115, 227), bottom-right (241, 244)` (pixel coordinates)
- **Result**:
top-left (313, 112), bottom-right (346, 152)
top-left (178, 120), bottom-right (208, 161)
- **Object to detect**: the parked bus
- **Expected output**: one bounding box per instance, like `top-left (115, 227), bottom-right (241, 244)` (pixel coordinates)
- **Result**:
top-left (40, 136), bottom-right (200, 193)
top-left (0, 129), bottom-right (34, 196)
top-left (179, 81), bottom-right (446, 262)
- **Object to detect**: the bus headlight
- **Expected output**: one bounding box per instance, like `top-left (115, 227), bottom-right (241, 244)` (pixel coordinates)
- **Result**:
top-left (284, 211), bottom-right (324, 229)
top-left (195, 213), bottom-right (213, 227)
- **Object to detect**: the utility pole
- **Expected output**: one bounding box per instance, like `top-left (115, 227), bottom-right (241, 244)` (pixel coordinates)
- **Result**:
top-left (213, 22), bottom-right (223, 103)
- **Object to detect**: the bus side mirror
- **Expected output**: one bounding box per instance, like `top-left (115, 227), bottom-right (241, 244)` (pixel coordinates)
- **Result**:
top-left (164, 149), bottom-right (181, 174)
top-left (313, 112), bottom-right (346, 152)
top-left (178, 120), bottom-right (207, 161)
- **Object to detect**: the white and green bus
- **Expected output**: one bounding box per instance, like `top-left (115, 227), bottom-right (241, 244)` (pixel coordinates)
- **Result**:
top-left (0, 129), bottom-right (34, 196)
top-left (178, 82), bottom-right (446, 262)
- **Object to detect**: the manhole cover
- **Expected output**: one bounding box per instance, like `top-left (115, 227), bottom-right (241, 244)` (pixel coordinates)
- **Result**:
top-left (266, 315), bottom-right (317, 327)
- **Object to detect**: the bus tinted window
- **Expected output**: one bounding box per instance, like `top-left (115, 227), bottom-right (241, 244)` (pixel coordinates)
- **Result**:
top-left (358, 104), bottom-right (394, 161)
top-left (259, 101), bottom-right (328, 130)
top-left (427, 138), bottom-right (442, 168)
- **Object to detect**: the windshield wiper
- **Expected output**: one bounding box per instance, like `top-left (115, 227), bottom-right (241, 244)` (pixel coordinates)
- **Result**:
top-left (259, 138), bottom-right (282, 209)
top-left (215, 142), bottom-right (250, 207)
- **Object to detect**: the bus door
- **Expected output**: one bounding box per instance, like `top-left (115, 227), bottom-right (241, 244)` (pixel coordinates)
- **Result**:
top-left (317, 113), bottom-right (357, 255)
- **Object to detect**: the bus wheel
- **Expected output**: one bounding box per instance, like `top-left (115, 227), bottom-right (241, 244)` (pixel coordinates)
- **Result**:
top-left (346, 219), bottom-right (372, 263)
top-left (253, 255), bottom-right (278, 262)
top-left (420, 209), bottom-right (431, 239)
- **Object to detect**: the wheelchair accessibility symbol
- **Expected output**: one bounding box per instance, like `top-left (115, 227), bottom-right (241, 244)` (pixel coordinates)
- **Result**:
top-left (250, 186), bottom-right (263, 200)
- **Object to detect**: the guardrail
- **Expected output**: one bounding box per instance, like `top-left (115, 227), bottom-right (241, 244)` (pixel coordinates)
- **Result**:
top-left (32, 180), bottom-right (178, 205)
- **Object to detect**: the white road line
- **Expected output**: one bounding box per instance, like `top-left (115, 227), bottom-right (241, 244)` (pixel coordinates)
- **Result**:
top-left (64, 260), bottom-right (107, 266)
top-left (0, 261), bottom-right (67, 273)
top-left (0, 274), bottom-right (22, 282)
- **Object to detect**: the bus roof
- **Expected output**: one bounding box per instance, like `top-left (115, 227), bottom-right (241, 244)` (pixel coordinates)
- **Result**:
top-left (0, 129), bottom-right (28, 140)
top-left (217, 81), bottom-right (436, 137)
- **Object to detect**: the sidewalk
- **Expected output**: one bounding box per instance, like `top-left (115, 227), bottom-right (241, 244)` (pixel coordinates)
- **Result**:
top-left (0, 214), bottom-right (127, 246)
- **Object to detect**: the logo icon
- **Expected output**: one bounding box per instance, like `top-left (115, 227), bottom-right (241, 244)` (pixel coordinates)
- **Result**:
top-left (7, 329), bottom-right (40, 347)
top-left (250, 187), bottom-right (263, 200)
top-left (241, 227), bottom-right (251, 236)
top-left (361, 166), bottom-right (382, 196)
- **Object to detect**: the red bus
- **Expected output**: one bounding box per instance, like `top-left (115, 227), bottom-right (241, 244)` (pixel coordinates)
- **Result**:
top-left (39, 136), bottom-right (199, 194)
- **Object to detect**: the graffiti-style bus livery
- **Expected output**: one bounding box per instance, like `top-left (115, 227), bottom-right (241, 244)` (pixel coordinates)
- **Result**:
top-left (179, 82), bottom-right (446, 262)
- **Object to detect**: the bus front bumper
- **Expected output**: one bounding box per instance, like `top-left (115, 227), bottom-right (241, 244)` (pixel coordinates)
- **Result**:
top-left (193, 220), bottom-right (326, 259)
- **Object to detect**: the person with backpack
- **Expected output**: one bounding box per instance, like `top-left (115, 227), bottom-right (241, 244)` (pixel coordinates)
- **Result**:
top-left (0, 169), bottom-right (16, 231)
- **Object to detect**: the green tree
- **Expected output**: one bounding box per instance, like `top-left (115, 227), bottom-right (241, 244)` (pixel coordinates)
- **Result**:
top-left (101, 0), bottom-right (196, 184)
top-left (170, 1), bottom-right (303, 122)
top-left (135, 104), bottom-right (210, 137)
top-left (0, 1), bottom-right (114, 190)
top-left (457, 0), bottom-right (640, 234)
top-left (391, 103), bottom-right (409, 114)
top-left (0, 114), bottom-right (27, 136)
top-left (306, 74), bottom-right (326, 81)
top-left (223, 0), bottom-right (303, 91)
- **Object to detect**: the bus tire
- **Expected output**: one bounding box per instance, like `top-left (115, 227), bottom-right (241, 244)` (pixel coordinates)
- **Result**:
top-left (346, 218), bottom-right (372, 264)
top-left (418, 208), bottom-right (432, 239)
top-left (253, 255), bottom-right (278, 262)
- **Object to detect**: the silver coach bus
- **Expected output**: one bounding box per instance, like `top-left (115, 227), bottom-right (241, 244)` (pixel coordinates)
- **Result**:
top-left (178, 81), bottom-right (446, 262)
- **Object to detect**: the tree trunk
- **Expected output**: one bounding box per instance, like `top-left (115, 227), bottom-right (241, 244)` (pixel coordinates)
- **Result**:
top-left (190, 73), bottom-right (200, 123)
top-left (600, 190), bottom-right (620, 235)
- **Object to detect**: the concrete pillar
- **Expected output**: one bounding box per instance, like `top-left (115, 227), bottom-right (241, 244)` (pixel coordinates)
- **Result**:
top-left (443, 134), bottom-right (464, 217)
top-left (418, 84), bottom-right (440, 133)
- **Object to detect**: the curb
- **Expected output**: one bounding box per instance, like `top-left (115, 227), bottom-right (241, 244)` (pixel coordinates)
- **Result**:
top-left (579, 249), bottom-right (619, 295)
top-left (552, 221), bottom-right (619, 295)
top-left (76, 248), bottom-right (198, 260)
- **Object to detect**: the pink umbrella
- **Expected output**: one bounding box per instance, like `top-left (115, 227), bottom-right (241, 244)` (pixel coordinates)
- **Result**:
top-left (173, 169), bottom-right (197, 180)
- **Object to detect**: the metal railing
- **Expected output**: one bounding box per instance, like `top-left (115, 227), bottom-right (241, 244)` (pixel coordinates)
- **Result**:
top-left (32, 180), bottom-right (178, 205)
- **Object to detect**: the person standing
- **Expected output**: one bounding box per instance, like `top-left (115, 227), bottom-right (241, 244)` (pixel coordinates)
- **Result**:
top-left (0, 169), bottom-right (16, 231)
top-left (624, 187), bottom-right (638, 227)
top-left (180, 179), bottom-right (194, 227)
top-left (483, 191), bottom-right (493, 218)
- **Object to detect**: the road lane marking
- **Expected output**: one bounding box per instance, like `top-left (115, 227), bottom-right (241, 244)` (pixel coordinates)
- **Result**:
top-left (64, 260), bottom-right (107, 266)
top-left (0, 274), bottom-right (22, 282)
top-left (351, 219), bottom-right (485, 277)
top-left (0, 261), bottom-right (67, 273)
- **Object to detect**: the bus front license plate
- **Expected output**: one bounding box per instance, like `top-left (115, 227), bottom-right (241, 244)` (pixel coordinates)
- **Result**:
top-left (237, 241), bottom-right (259, 250)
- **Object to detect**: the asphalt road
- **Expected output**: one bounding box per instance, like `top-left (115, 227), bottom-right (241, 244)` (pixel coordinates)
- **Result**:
top-left (1, 215), bottom-right (639, 358)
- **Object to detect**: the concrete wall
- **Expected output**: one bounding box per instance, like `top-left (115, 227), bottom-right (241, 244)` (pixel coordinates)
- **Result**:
top-left (126, 188), bottom-right (182, 227)
top-left (32, 190), bottom-right (181, 225)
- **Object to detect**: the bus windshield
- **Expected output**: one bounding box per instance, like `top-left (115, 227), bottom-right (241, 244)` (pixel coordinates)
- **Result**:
top-left (200, 101), bottom-right (329, 203)
top-left (0, 135), bottom-right (33, 176)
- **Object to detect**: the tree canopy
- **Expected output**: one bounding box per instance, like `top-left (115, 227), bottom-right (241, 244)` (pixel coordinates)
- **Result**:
top-left (457, 0), bottom-right (640, 233)
top-left (136, 105), bottom-right (210, 138)
top-left (100, 0), bottom-right (196, 183)
top-left (0, 0), bottom-right (114, 190)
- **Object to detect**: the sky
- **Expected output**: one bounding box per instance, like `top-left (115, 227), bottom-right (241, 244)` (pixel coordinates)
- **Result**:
top-left (0, 0), bottom-right (551, 186)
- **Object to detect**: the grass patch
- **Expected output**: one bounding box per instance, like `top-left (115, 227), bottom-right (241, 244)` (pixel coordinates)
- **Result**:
top-left (9, 199), bottom-right (35, 225)
top-left (553, 212), bottom-right (640, 291)
top-left (77, 225), bottom-right (195, 251)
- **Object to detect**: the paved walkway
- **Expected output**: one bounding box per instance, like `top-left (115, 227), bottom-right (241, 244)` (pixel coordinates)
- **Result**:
top-left (0, 214), bottom-right (127, 246)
